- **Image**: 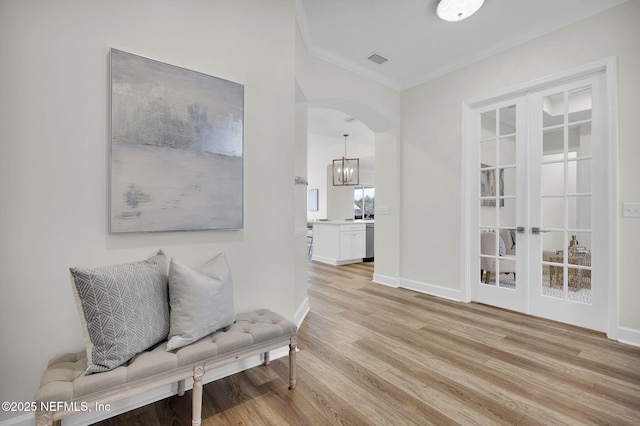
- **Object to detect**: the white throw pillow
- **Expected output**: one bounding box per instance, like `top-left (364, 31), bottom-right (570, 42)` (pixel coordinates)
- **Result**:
top-left (166, 253), bottom-right (236, 351)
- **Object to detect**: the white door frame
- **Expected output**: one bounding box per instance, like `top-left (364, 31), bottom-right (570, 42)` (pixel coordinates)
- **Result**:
top-left (460, 57), bottom-right (619, 339)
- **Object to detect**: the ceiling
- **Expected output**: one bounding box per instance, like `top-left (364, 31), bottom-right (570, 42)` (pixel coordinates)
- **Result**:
top-left (297, 0), bottom-right (625, 91)
top-left (299, 0), bottom-right (626, 172)
top-left (307, 108), bottom-right (376, 171)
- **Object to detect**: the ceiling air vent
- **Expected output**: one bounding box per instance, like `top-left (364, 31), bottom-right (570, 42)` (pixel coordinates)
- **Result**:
top-left (367, 52), bottom-right (388, 65)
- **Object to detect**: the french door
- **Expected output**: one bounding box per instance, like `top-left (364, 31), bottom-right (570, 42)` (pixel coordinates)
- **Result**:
top-left (473, 97), bottom-right (527, 314)
top-left (468, 70), bottom-right (611, 332)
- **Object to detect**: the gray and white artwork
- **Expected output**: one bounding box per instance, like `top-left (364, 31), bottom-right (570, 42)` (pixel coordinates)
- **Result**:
top-left (110, 49), bottom-right (243, 232)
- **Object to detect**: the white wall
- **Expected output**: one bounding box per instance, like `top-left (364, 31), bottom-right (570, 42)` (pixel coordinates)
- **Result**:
top-left (0, 0), bottom-right (299, 422)
top-left (294, 97), bottom-right (310, 319)
top-left (4, 3), bottom-right (638, 423)
top-left (400, 1), bottom-right (640, 339)
top-left (306, 111), bottom-right (375, 222)
top-left (322, 166), bottom-right (374, 221)
top-left (296, 26), bottom-right (402, 283)
top-left (306, 134), bottom-right (344, 221)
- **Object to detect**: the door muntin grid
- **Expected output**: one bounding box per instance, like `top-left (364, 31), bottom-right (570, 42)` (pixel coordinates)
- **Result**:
top-left (539, 86), bottom-right (593, 304)
top-left (479, 106), bottom-right (517, 289)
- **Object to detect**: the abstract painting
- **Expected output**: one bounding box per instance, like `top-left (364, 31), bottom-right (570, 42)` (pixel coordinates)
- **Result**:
top-left (110, 49), bottom-right (243, 232)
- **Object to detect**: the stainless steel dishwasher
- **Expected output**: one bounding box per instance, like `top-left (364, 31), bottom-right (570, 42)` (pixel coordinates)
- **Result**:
top-left (364, 222), bottom-right (374, 262)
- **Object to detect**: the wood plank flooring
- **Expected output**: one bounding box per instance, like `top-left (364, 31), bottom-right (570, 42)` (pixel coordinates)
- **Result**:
top-left (95, 261), bottom-right (640, 425)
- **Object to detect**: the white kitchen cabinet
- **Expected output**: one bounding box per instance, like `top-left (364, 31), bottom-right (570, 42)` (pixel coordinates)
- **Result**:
top-left (339, 226), bottom-right (366, 260)
top-left (311, 221), bottom-right (368, 265)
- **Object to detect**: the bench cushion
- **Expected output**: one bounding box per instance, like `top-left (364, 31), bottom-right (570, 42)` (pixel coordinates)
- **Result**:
top-left (35, 309), bottom-right (296, 403)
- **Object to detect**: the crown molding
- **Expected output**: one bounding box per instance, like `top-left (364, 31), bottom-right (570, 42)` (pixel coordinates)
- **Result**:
top-left (295, 0), bottom-right (403, 91)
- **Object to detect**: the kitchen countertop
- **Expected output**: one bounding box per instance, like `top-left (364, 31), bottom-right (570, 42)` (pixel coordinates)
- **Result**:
top-left (311, 219), bottom-right (374, 225)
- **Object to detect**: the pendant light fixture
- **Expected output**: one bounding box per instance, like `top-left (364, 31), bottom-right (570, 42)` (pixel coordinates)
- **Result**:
top-left (332, 134), bottom-right (359, 186)
top-left (437, 0), bottom-right (485, 22)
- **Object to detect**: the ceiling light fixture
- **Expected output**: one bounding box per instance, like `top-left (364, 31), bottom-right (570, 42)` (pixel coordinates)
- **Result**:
top-left (437, 0), bottom-right (485, 22)
top-left (332, 134), bottom-right (359, 186)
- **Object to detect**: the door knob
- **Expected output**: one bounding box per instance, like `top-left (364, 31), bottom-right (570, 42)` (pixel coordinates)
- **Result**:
top-left (532, 227), bottom-right (550, 234)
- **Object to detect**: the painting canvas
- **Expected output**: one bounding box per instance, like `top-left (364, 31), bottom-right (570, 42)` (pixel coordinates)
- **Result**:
top-left (480, 163), bottom-right (504, 207)
top-left (110, 49), bottom-right (243, 232)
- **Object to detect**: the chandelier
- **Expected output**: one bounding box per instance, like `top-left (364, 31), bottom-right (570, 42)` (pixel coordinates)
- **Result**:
top-left (332, 134), bottom-right (359, 186)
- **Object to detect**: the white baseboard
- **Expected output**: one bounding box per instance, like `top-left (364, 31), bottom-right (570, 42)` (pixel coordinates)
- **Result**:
top-left (310, 255), bottom-right (337, 265)
top-left (1, 348), bottom-right (289, 426)
top-left (310, 255), bottom-right (361, 266)
top-left (372, 273), bottom-right (399, 288)
top-left (617, 326), bottom-right (640, 347)
top-left (399, 278), bottom-right (463, 302)
top-left (295, 297), bottom-right (310, 329)
top-left (372, 274), bottom-right (462, 301)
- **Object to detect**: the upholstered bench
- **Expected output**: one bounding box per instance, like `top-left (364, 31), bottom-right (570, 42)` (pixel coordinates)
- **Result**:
top-left (34, 309), bottom-right (297, 426)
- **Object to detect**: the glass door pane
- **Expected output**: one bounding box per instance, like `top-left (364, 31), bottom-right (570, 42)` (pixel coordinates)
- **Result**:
top-left (539, 86), bottom-right (593, 303)
top-left (479, 106), bottom-right (517, 289)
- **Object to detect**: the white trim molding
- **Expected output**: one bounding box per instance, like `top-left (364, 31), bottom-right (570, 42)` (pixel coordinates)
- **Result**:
top-left (372, 273), bottom-right (400, 288)
top-left (617, 326), bottom-right (640, 348)
top-left (294, 297), bottom-right (310, 329)
top-left (399, 278), bottom-right (463, 302)
top-left (374, 274), bottom-right (462, 302)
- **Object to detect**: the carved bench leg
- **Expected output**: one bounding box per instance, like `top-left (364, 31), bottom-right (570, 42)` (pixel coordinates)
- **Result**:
top-left (288, 335), bottom-right (297, 389)
top-left (191, 365), bottom-right (204, 426)
top-left (177, 379), bottom-right (186, 396)
top-left (36, 411), bottom-right (53, 426)
top-left (263, 351), bottom-right (270, 365)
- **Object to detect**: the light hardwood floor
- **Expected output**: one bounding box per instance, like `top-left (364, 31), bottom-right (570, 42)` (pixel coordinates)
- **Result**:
top-left (96, 261), bottom-right (640, 425)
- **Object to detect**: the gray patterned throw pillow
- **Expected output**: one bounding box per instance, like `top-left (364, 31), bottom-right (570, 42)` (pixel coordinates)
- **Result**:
top-left (70, 250), bottom-right (170, 374)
